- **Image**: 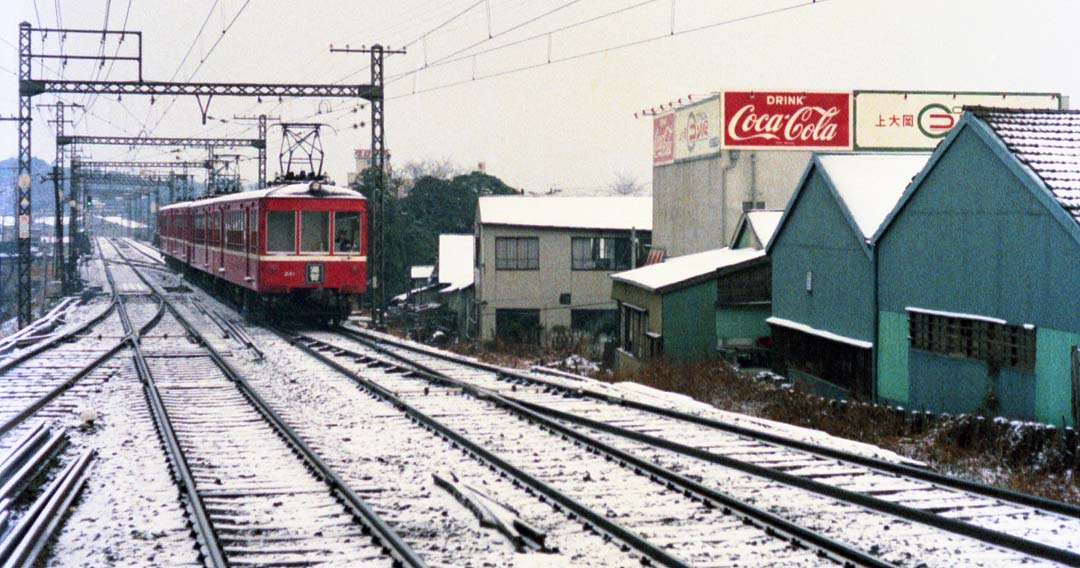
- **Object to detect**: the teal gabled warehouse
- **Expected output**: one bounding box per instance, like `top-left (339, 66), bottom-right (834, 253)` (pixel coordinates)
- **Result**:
top-left (874, 108), bottom-right (1080, 427)
top-left (767, 153), bottom-right (929, 398)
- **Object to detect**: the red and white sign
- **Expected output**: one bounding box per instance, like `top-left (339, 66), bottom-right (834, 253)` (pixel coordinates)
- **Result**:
top-left (652, 113), bottom-right (675, 165)
top-left (722, 91), bottom-right (852, 150)
top-left (354, 149), bottom-right (391, 160)
top-left (674, 98), bottom-right (721, 161)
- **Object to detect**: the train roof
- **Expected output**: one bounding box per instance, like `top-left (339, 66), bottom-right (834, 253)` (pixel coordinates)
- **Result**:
top-left (159, 182), bottom-right (365, 212)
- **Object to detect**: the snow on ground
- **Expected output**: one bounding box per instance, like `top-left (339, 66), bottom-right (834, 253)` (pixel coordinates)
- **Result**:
top-left (354, 326), bottom-right (922, 466)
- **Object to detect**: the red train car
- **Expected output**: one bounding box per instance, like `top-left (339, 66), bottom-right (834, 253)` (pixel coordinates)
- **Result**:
top-left (158, 181), bottom-right (366, 323)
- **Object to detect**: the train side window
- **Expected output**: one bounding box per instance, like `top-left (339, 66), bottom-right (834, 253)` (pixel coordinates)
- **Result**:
top-left (208, 212), bottom-right (221, 246)
top-left (194, 213), bottom-right (206, 244)
top-left (300, 211), bottom-right (329, 253)
top-left (267, 211), bottom-right (296, 253)
top-left (333, 212), bottom-right (360, 253)
top-left (225, 210), bottom-right (244, 251)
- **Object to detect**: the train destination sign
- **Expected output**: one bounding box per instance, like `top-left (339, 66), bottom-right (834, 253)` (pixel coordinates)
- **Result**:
top-left (853, 91), bottom-right (1062, 150)
top-left (722, 91), bottom-right (852, 150)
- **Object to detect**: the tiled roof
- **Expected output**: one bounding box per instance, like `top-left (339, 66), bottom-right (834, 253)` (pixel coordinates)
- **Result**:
top-left (969, 107), bottom-right (1080, 222)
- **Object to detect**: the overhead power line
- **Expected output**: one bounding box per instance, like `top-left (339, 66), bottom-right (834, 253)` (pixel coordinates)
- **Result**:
top-left (389, 0), bottom-right (827, 100)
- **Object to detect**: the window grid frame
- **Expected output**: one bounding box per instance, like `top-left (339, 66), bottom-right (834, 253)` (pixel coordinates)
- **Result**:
top-left (909, 311), bottom-right (1036, 371)
top-left (494, 237), bottom-right (539, 271)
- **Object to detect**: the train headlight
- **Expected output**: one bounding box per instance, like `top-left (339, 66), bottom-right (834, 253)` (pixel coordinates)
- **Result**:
top-left (308, 180), bottom-right (322, 193)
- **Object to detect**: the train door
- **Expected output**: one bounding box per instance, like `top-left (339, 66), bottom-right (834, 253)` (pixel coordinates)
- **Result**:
top-left (245, 206), bottom-right (252, 284)
top-left (185, 210), bottom-right (193, 264)
top-left (219, 209), bottom-right (226, 273)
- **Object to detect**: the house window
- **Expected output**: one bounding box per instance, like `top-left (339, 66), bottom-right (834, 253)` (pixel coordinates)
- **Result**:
top-left (267, 210), bottom-right (296, 253)
top-left (301, 211), bottom-right (330, 253)
top-left (572, 309), bottom-right (617, 336)
top-left (621, 303), bottom-right (657, 359)
top-left (495, 237), bottom-right (539, 270)
top-left (495, 309), bottom-right (541, 344)
top-left (572, 237), bottom-right (631, 270)
top-left (909, 310), bottom-right (1036, 371)
top-left (225, 210), bottom-right (244, 251)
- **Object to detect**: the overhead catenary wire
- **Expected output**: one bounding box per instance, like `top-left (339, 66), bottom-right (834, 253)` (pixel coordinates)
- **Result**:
top-left (388, 0), bottom-right (826, 100)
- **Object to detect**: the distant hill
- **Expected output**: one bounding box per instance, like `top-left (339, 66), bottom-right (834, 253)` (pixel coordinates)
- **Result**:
top-left (0, 157), bottom-right (58, 218)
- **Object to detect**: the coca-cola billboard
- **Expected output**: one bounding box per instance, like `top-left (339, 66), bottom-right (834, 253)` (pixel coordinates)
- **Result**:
top-left (722, 91), bottom-right (852, 150)
top-left (652, 113), bottom-right (675, 166)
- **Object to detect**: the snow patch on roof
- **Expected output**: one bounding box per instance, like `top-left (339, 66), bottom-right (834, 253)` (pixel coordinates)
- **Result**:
top-left (905, 306), bottom-right (1007, 325)
top-left (410, 265), bottom-right (434, 280)
top-left (817, 153), bottom-right (930, 239)
top-left (160, 182), bottom-right (364, 212)
top-left (767, 316), bottom-right (873, 349)
top-left (437, 234), bottom-right (474, 292)
top-left (745, 210), bottom-right (783, 248)
top-left (611, 247), bottom-right (764, 292)
top-left (479, 196), bottom-right (651, 231)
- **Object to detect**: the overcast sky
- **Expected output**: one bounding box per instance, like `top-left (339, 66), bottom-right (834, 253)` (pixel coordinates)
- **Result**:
top-left (2, 0), bottom-right (1077, 194)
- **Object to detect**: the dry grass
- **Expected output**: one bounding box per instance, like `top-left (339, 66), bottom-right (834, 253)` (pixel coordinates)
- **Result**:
top-left (610, 358), bottom-right (1080, 506)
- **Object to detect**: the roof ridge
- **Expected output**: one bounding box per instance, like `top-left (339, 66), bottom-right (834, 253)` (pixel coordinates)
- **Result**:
top-left (966, 105), bottom-right (1080, 116)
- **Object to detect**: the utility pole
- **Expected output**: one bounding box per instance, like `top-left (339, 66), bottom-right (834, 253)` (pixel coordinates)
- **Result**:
top-left (39, 101), bottom-right (81, 293)
top-left (330, 43), bottom-right (406, 329)
top-left (234, 114), bottom-right (279, 188)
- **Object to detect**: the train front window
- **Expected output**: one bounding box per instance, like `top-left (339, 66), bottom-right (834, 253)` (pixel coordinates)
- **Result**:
top-left (334, 212), bottom-right (360, 253)
top-left (267, 210), bottom-right (296, 253)
top-left (300, 211), bottom-right (329, 253)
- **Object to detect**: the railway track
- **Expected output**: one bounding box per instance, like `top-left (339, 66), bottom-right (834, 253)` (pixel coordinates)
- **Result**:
top-left (294, 327), bottom-right (1080, 567)
top-left (103, 238), bottom-right (428, 568)
top-left (49, 237), bottom-right (1076, 567)
top-left (282, 327), bottom-right (896, 567)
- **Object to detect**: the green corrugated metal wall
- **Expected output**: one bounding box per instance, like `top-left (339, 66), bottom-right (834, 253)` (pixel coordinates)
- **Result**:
top-left (662, 281), bottom-right (718, 362)
top-left (771, 167), bottom-right (875, 343)
top-left (717, 305), bottom-right (771, 340)
top-left (876, 125), bottom-right (1080, 426)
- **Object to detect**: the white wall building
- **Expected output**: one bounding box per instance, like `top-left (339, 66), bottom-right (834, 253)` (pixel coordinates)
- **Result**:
top-left (474, 196), bottom-right (651, 343)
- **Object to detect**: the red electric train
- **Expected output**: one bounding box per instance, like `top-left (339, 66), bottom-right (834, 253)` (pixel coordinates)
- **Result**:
top-left (158, 181), bottom-right (367, 323)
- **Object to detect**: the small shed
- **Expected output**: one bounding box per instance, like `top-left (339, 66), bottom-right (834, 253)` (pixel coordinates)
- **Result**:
top-left (435, 234), bottom-right (476, 339)
top-left (409, 265), bottom-right (435, 289)
top-left (875, 107), bottom-right (1080, 426)
top-left (611, 247), bottom-right (765, 371)
top-left (731, 210), bottom-right (784, 250)
top-left (767, 153), bottom-right (928, 398)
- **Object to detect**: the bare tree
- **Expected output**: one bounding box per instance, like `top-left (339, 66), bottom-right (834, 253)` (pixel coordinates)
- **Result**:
top-left (610, 171), bottom-right (644, 195)
top-left (401, 158), bottom-right (460, 182)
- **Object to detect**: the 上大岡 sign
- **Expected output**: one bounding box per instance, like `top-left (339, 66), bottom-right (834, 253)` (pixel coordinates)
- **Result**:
top-left (853, 91), bottom-right (1062, 150)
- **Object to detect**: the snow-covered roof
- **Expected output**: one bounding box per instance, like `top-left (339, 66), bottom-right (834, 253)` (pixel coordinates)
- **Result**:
top-left (101, 216), bottom-right (148, 229)
top-left (816, 153), bottom-right (929, 239)
top-left (478, 196), bottom-right (651, 231)
top-left (611, 247), bottom-right (765, 293)
top-left (410, 265), bottom-right (434, 280)
top-left (766, 316), bottom-right (873, 349)
top-left (969, 107), bottom-right (1080, 226)
top-left (743, 210), bottom-right (783, 248)
top-left (159, 182), bottom-right (364, 212)
top-left (437, 234), bottom-right (474, 292)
